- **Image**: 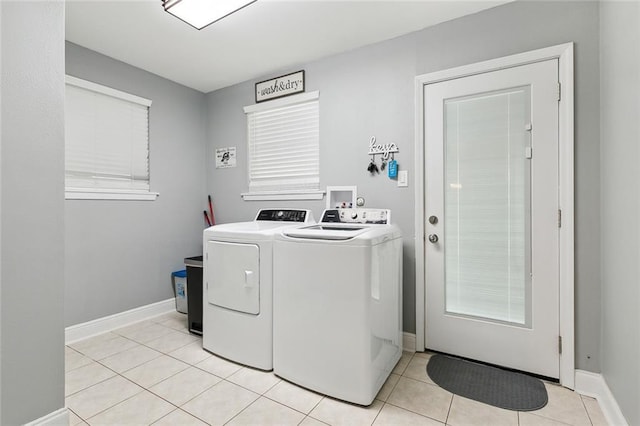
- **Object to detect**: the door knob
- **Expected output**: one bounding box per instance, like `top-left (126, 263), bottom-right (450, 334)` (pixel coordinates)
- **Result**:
top-left (428, 215), bottom-right (438, 225)
top-left (428, 234), bottom-right (439, 244)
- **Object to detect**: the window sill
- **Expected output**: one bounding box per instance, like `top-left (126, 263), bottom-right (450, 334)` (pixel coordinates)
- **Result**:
top-left (241, 190), bottom-right (325, 201)
top-left (65, 189), bottom-right (159, 201)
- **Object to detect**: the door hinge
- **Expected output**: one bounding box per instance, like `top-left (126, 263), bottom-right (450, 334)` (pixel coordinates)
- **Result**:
top-left (557, 82), bottom-right (561, 102)
top-left (558, 209), bottom-right (562, 228)
top-left (558, 336), bottom-right (563, 354)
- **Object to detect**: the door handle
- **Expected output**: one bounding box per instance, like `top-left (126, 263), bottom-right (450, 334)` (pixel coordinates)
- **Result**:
top-left (428, 234), bottom-right (439, 244)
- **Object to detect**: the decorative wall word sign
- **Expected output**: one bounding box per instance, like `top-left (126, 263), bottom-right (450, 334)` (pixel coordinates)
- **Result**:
top-left (368, 136), bottom-right (399, 159)
top-left (216, 147), bottom-right (237, 169)
top-left (255, 70), bottom-right (305, 103)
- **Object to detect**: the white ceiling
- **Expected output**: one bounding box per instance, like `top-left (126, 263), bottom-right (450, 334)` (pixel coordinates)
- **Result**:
top-left (66, 0), bottom-right (509, 93)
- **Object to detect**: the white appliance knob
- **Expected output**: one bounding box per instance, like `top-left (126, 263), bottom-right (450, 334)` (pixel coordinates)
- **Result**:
top-left (351, 211), bottom-right (358, 220)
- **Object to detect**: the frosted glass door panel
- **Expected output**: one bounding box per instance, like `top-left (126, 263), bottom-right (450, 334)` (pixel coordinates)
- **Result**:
top-left (444, 88), bottom-right (531, 326)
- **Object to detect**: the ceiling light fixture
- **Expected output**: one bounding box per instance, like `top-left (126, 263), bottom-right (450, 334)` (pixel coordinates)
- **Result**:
top-left (162, 0), bottom-right (257, 30)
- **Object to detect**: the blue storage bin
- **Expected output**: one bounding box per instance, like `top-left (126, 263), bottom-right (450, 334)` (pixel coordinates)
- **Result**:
top-left (171, 269), bottom-right (188, 314)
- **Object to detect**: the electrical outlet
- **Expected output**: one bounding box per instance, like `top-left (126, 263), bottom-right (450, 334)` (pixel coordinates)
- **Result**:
top-left (397, 170), bottom-right (408, 187)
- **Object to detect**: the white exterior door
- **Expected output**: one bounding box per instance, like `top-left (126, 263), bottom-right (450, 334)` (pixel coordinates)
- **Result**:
top-left (424, 59), bottom-right (560, 378)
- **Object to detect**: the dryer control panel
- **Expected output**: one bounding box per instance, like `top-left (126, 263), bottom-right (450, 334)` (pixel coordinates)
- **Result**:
top-left (321, 208), bottom-right (391, 224)
top-left (255, 209), bottom-right (312, 222)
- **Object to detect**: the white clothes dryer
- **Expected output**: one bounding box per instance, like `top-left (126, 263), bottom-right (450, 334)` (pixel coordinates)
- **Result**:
top-left (203, 209), bottom-right (314, 371)
top-left (273, 208), bottom-right (403, 405)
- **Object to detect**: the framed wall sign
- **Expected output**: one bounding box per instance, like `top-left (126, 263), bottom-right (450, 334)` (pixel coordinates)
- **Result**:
top-left (215, 147), bottom-right (237, 168)
top-left (255, 70), bottom-right (305, 103)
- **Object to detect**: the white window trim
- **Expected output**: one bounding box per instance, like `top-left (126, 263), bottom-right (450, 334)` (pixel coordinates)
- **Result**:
top-left (241, 91), bottom-right (321, 201)
top-left (64, 75), bottom-right (158, 201)
top-left (65, 76), bottom-right (152, 107)
top-left (240, 190), bottom-right (324, 201)
top-left (65, 188), bottom-right (160, 201)
top-left (243, 90), bottom-right (318, 114)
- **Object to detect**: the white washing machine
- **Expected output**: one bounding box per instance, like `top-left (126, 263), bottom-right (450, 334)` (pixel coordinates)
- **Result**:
top-left (203, 209), bottom-right (314, 371)
top-left (273, 208), bottom-right (403, 405)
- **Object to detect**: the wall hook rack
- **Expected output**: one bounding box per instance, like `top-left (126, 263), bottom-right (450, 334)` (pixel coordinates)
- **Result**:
top-left (368, 136), bottom-right (399, 160)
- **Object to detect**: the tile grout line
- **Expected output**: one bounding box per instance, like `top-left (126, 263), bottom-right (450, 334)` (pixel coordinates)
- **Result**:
top-left (370, 401), bottom-right (386, 425)
top-left (72, 315), bottom-right (605, 426)
top-left (382, 399), bottom-right (447, 424)
top-left (304, 392), bottom-right (326, 420)
top-left (213, 372), bottom-right (290, 417)
top-left (366, 364), bottom-right (407, 425)
top-left (68, 325), bottom-right (417, 425)
top-left (174, 406), bottom-right (212, 426)
top-left (65, 357), bottom-right (123, 399)
top-left (579, 394), bottom-right (596, 426)
top-left (86, 331), bottom-right (199, 423)
top-left (66, 320), bottom-right (193, 422)
top-left (249, 380), bottom-right (321, 418)
top-left (71, 362), bottom-right (153, 422)
top-left (444, 393), bottom-right (454, 426)
top-left (83, 387), bottom-right (155, 424)
top-left (148, 407), bottom-right (180, 426)
top-left (220, 393), bottom-right (262, 425)
top-left (142, 369), bottom-right (221, 417)
top-left (370, 374), bottom-right (448, 425)
top-left (70, 320), bottom-right (292, 423)
top-left (381, 360), bottom-right (454, 424)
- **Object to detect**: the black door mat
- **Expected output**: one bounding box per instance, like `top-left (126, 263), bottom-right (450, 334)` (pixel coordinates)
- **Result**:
top-left (426, 354), bottom-right (548, 411)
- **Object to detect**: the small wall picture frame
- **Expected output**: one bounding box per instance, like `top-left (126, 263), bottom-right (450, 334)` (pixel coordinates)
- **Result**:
top-left (215, 147), bottom-right (237, 168)
top-left (255, 70), bottom-right (305, 103)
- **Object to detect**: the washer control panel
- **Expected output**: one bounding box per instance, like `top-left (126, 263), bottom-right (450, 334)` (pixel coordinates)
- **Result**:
top-left (255, 209), bottom-right (312, 222)
top-left (321, 208), bottom-right (391, 224)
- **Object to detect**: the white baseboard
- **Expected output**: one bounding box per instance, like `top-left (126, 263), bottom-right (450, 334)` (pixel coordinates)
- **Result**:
top-left (575, 369), bottom-right (628, 426)
top-left (24, 407), bottom-right (69, 426)
top-left (65, 298), bottom-right (175, 344)
top-left (403, 332), bottom-right (416, 352)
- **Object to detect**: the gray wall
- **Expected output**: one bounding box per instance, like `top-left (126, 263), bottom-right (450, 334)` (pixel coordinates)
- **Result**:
top-left (600, 2), bottom-right (640, 424)
top-left (1, 2), bottom-right (65, 424)
top-left (206, 1), bottom-right (602, 371)
top-left (416, 0), bottom-right (602, 373)
top-left (65, 43), bottom-right (208, 326)
top-left (0, 0), bottom-right (635, 423)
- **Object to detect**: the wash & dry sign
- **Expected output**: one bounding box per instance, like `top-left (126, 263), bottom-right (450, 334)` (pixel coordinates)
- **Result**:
top-left (255, 70), bottom-right (305, 103)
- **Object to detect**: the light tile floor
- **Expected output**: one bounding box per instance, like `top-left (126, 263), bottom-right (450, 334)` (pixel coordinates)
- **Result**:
top-left (66, 311), bottom-right (609, 426)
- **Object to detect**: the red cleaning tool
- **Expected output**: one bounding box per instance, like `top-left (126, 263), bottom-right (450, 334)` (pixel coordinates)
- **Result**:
top-left (203, 210), bottom-right (212, 227)
top-left (208, 195), bottom-right (216, 225)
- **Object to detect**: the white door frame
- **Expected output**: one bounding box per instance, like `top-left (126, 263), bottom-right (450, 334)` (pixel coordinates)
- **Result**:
top-left (414, 43), bottom-right (575, 388)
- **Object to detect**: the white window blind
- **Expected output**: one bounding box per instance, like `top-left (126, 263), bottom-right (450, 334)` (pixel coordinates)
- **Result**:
top-left (65, 76), bottom-right (155, 200)
top-left (444, 87), bottom-right (531, 326)
top-left (243, 92), bottom-right (320, 199)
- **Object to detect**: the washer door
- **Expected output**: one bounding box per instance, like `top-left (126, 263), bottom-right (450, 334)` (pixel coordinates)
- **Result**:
top-left (206, 240), bottom-right (260, 315)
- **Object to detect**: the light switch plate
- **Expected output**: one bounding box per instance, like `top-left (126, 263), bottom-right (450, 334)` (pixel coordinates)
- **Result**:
top-left (397, 170), bottom-right (408, 187)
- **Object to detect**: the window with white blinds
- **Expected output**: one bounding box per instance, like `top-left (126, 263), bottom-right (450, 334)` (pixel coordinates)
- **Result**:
top-left (242, 91), bottom-right (322, 200)
top-left (65, 76), bottom-right (156, 200)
